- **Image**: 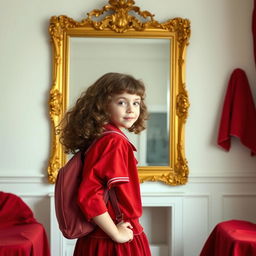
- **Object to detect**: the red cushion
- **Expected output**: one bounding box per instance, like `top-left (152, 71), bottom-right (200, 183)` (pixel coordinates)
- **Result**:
top-left (0, 192), bottom-right (37, 228)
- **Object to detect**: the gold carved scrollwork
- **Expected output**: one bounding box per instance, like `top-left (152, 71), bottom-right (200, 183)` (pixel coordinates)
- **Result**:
top-left (49, 15), bottom-right (82, 38)
top-left (48, 87), bottom-right (63, 183)
top-left (49, 89), bottom-right (62, 116)
top-left (86, 0), bottom-right (155, 33)
top-left (143, 174), bottom-right (174, 185)
top-left (48, 0), bottom-right (191, 185)
top-left (161, 18), bottom-right (190, 45)
top-left (48, 17), bottom-right (66, 183)
top-left (48, 155), bottom-right (61, 184)
top-left (176, 92), bottom-right (190, 120)
top-left (175, 149), bottom-right (189, 185)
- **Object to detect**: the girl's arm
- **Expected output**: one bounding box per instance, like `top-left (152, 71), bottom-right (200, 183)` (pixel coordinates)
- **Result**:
top-left (93, 212), bottom-right (133, 243)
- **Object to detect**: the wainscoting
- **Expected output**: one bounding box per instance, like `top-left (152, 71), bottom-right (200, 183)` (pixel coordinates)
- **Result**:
top-left (1, 175), bottom-right (256, 256)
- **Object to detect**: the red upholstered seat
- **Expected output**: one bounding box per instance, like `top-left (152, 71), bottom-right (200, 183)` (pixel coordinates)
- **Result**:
top-left (0, 191), bottom-right (50, 256)
top-left (200, 220), bottom-right (256, 256)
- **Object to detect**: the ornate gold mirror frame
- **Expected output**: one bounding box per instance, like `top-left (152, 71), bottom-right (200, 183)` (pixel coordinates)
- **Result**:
top-left (48, 0), bottom-right (190, 185)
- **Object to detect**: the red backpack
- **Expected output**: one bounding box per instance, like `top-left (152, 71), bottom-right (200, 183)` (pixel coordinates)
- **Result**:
top-left (54, 132), bottom-right (122, 239)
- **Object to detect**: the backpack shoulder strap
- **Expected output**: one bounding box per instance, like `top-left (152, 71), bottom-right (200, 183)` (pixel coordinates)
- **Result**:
top-left (109, 188), bottom-right (123, 222)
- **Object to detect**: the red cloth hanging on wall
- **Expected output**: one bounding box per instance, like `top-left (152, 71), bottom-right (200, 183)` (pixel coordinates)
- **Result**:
top-left (217, 68), bottom-right (256, 155)
top-left (253, 0), bottom-right (256, 65)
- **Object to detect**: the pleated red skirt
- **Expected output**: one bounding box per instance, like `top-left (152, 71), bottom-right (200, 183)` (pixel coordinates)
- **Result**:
top-left (73, 232), bottom-right (151, 256)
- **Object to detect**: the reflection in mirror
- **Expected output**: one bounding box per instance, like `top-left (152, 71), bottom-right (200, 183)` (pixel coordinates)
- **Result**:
top-left (69, 38), bottom-right (170, 166)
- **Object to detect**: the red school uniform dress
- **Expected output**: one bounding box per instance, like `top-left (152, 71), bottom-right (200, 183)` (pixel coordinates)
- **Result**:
top-left (73, 123), bottom-right (151, 256)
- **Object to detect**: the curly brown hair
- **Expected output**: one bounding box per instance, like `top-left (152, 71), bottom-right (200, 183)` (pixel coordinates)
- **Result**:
top-left (59, 72), bottom-right (148, 154)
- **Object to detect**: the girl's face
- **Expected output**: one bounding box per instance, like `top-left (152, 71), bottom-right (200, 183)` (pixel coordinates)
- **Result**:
top-left (108, 92), bottom-right (141, 130)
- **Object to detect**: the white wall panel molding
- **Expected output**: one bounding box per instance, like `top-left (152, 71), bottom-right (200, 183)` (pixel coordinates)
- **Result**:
top-left (183, 194), bottom-right (211, 226)
top-left (141, 192), bottom-right (185, 197)
top-left (2, 174), bottom-right (256, 185)
top-left (221, 193), bottom-right (256, 222)
top-left (0, 175), bottom-right (46, 184)
top-left (189, 175), bottom-right (256, 184)
top-left (222, 193), bottom-right (256, 197)
top-left (14, 193), bottom-right (50, 198)
top-left (183, 194), bottom-right (210, 256)
top-left (0, 176), bottom-right (53, 196)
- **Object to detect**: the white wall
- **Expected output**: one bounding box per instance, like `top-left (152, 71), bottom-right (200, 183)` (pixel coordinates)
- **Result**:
top-left (1, 0), bottom-right (256, 256)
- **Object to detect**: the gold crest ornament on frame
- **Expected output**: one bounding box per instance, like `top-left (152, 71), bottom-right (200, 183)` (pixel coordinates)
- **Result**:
top-left (48, 0), bottom-right (191, 185)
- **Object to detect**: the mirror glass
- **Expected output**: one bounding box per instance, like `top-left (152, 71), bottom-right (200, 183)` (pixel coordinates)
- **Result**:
top-left (69, 37), bottom-right (170, 166)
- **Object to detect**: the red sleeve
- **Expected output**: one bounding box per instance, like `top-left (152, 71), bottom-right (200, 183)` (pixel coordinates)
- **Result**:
top-left (77, 136), bottom-right (130, 220)
top-left (95, 138), bottom-right (130, 189)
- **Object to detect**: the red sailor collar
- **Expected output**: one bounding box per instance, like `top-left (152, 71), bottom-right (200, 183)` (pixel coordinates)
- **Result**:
top-left (103, 123), bottom-right (137, 151)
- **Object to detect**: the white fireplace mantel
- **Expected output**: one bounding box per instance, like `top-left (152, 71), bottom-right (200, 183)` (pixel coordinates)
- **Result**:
top-left (49, 192), bottom-right (184, 256)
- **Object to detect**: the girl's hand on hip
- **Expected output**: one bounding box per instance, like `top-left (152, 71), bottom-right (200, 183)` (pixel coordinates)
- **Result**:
top-left (111, 221), bottom-right (134, 243)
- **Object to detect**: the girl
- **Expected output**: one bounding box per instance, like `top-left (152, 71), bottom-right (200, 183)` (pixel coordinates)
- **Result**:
top-left (59, 72), bottom-right (151, 256)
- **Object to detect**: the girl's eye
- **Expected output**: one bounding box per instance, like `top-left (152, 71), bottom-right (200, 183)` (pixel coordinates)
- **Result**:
top-left (134, 101), bottom-right (141, 106)
top-left (117, 100), bottom-right (127, 106)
